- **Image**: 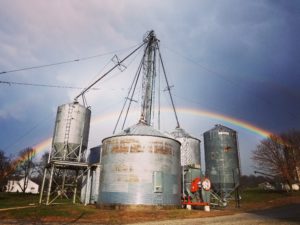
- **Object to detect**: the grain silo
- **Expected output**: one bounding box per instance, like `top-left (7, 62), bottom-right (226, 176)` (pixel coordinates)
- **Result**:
top-left (204, 124), bottom-right (240, 196)
top-left (98, 31), bottom-right (182, 208)
top-left (171, 128), bottom-right (211, 210)
top-left (170, 128), bottom-right (201, 166)
top-left (51, 101), bottom-right (91, 161)
top-left (39, 101), bottom-right (91, 205)
top-left (99, 123), bottom-right (181, 207)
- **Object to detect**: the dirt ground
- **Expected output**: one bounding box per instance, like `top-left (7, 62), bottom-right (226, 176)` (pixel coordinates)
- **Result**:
top-left (1, 195), bottom-right (300, 224)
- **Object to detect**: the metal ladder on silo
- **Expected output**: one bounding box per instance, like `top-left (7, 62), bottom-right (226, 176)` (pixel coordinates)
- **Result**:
top-left (63, 104), bottom-right (74, 159)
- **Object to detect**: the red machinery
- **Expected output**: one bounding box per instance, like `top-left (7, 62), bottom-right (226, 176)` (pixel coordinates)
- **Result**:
top-left (182, 176), bottom-right (211, 206)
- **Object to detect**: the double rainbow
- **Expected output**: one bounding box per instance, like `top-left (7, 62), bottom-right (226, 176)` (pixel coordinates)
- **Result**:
top-left (31, 107), bottom-right (272, 158)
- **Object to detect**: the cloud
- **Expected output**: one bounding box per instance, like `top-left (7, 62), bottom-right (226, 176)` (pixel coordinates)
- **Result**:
top-left (0, 0), bottom-right (299, 174)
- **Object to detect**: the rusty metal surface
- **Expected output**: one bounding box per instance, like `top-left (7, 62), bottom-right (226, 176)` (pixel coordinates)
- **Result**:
top-left (99, 132), bottom-right (181, 206)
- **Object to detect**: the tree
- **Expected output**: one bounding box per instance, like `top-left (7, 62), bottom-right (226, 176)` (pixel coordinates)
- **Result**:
top-left (31, 151), bottom-right (49, 187)
top-left (252, 130), bottom-right (300, 188)
top-left (12, 147), bottom-right (36, 193)
top-left (0, 150), bottom-right (12, 191)
top-left (281, 130), bottom-right (300, 183)
top-left (239, 174), bottom-right (269, 189)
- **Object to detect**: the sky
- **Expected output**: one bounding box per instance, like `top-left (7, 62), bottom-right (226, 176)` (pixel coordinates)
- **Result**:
top-left (0, 0), bottom-right (299, 175)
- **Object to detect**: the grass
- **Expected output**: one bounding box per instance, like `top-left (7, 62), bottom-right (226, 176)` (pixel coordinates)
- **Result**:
top-left (0, 192), bottom-right (39, 208)
top-left (0, 192), bottom-right (96, 220)
top-left (240, 187), bottom-right (300, 203)
top-left (0, 189), bottom-right (299, 222)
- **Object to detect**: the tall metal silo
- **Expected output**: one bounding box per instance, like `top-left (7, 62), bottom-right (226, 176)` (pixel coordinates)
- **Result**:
top-left (171, 128), bottom-right (211, 209)
top-left (99, 122), bottom-right (181, 207)
top-left (170, 128), bottom-right (201, 166)
top-left (51, 101), bottom-right (91, 161)
top-left (39, 101), bottom-right (91, 205)
top-left (204, 124), bottom-right (240, 196)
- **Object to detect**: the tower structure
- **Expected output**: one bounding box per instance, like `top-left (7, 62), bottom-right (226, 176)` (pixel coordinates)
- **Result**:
top-left (39, 101), bottom-right (92, 205)
top-left (98, 31), bottom-right (182, 208)
top-left (140, 31), bottom-right (158, 125)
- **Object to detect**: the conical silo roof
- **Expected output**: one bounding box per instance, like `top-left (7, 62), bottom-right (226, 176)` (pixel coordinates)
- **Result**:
top-left (103, 122), bottom-right (180, 143)
top-left (170, 127), bottom-right (200, 141)
top-left (207, 124), bottom-right (236, 133)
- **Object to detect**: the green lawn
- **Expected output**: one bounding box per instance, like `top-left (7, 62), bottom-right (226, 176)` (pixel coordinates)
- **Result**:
top-left (0, 192), bottom-right (39, 208)
top-left (0, 193), bottom-right (96, 219)
top-left (0, 204), bottom-right (96, 220)
top-left (240, 187), bottom-right (300, 203)
top-left (0, 189), bottom-right (299, 221)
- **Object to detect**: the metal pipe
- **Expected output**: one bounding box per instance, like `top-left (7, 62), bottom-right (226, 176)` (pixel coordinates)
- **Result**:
top-left (84, 168), bottom-right (91, 206)
top-left (61, 169), bottom-right (67, 199)
top-left (46, 164), bottom-right (55, 205)
top-left (78, 121), bottom-right (85, 162)
top-left (157, 45), bottom-right (180, 128)
top-left (74, 42), bottom-right (146, 101)
top-left (73, 170), bottom-right (79, 204)
top-left (39, 167), bottom-right (47, 204)
top-left (113, 52), bottom-right (145, 133)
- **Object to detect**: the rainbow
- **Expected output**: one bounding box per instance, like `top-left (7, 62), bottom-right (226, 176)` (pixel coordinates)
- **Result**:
top-left (90, 107), bottom-right (273, 138)
top-left (32, 137), bottom-right (52, 157)
top-left (171, 108), bottom-right (272, 138)
top-left (22, 107), bottom-right (273, 163)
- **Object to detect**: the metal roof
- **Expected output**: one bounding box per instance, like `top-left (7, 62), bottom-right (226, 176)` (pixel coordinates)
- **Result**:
top-left (170, 127), bottom-right (199, 140)
top-left (117, 122), bottom-right (168, 137)
top-left (103, 122), bottom-right (180, 142)
top-left (206, 124), bottom-right (236, 133)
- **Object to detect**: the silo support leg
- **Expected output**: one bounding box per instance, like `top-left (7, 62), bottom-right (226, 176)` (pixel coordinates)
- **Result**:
top-left (73, 170), bottom-right (79, 204)
top-left (84, 168), bottom-right (91, 206)
top-left (39, 167), bottom-right (48, 204)
top-left (46, 165), bottom-right (55, 205)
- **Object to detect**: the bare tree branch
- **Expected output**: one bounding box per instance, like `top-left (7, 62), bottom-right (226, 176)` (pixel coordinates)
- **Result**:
top-left (252, 131), bottom-right (300, 188)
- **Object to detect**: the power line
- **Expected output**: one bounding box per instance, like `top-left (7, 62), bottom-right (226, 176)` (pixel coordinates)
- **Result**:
top-left (74, 42), bottom-right (146, 100)
top-left (0, 80), bottom-right (100, 90)
top-left (0, 44), bottom-right (139, 75)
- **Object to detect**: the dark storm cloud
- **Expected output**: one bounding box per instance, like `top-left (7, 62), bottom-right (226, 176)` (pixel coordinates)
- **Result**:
top-left (167, 0), bottom-right (300, 133)
top-left (0, 0), bottom-right (299, 174)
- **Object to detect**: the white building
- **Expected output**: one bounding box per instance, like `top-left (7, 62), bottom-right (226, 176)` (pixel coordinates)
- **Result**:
top-left (6, 178), bottom-right (39, 194)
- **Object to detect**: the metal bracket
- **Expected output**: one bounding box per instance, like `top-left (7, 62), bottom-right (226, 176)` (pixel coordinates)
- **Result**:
top-left (112, 55), bottom-right (127, 72)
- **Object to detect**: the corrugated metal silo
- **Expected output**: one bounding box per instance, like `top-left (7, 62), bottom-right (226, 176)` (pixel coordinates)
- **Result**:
top-left (51, 101), bottom-right (91, 161)
top-left (98, 122), bottom-right (181, 207)
top-left (170, 128), bottom-right (201, 166)
top-left (204, 124), bottom-right (240, 195)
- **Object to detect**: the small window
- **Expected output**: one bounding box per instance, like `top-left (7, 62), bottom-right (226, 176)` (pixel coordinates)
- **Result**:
top-left (153, 171), bottom-right (163, 193)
